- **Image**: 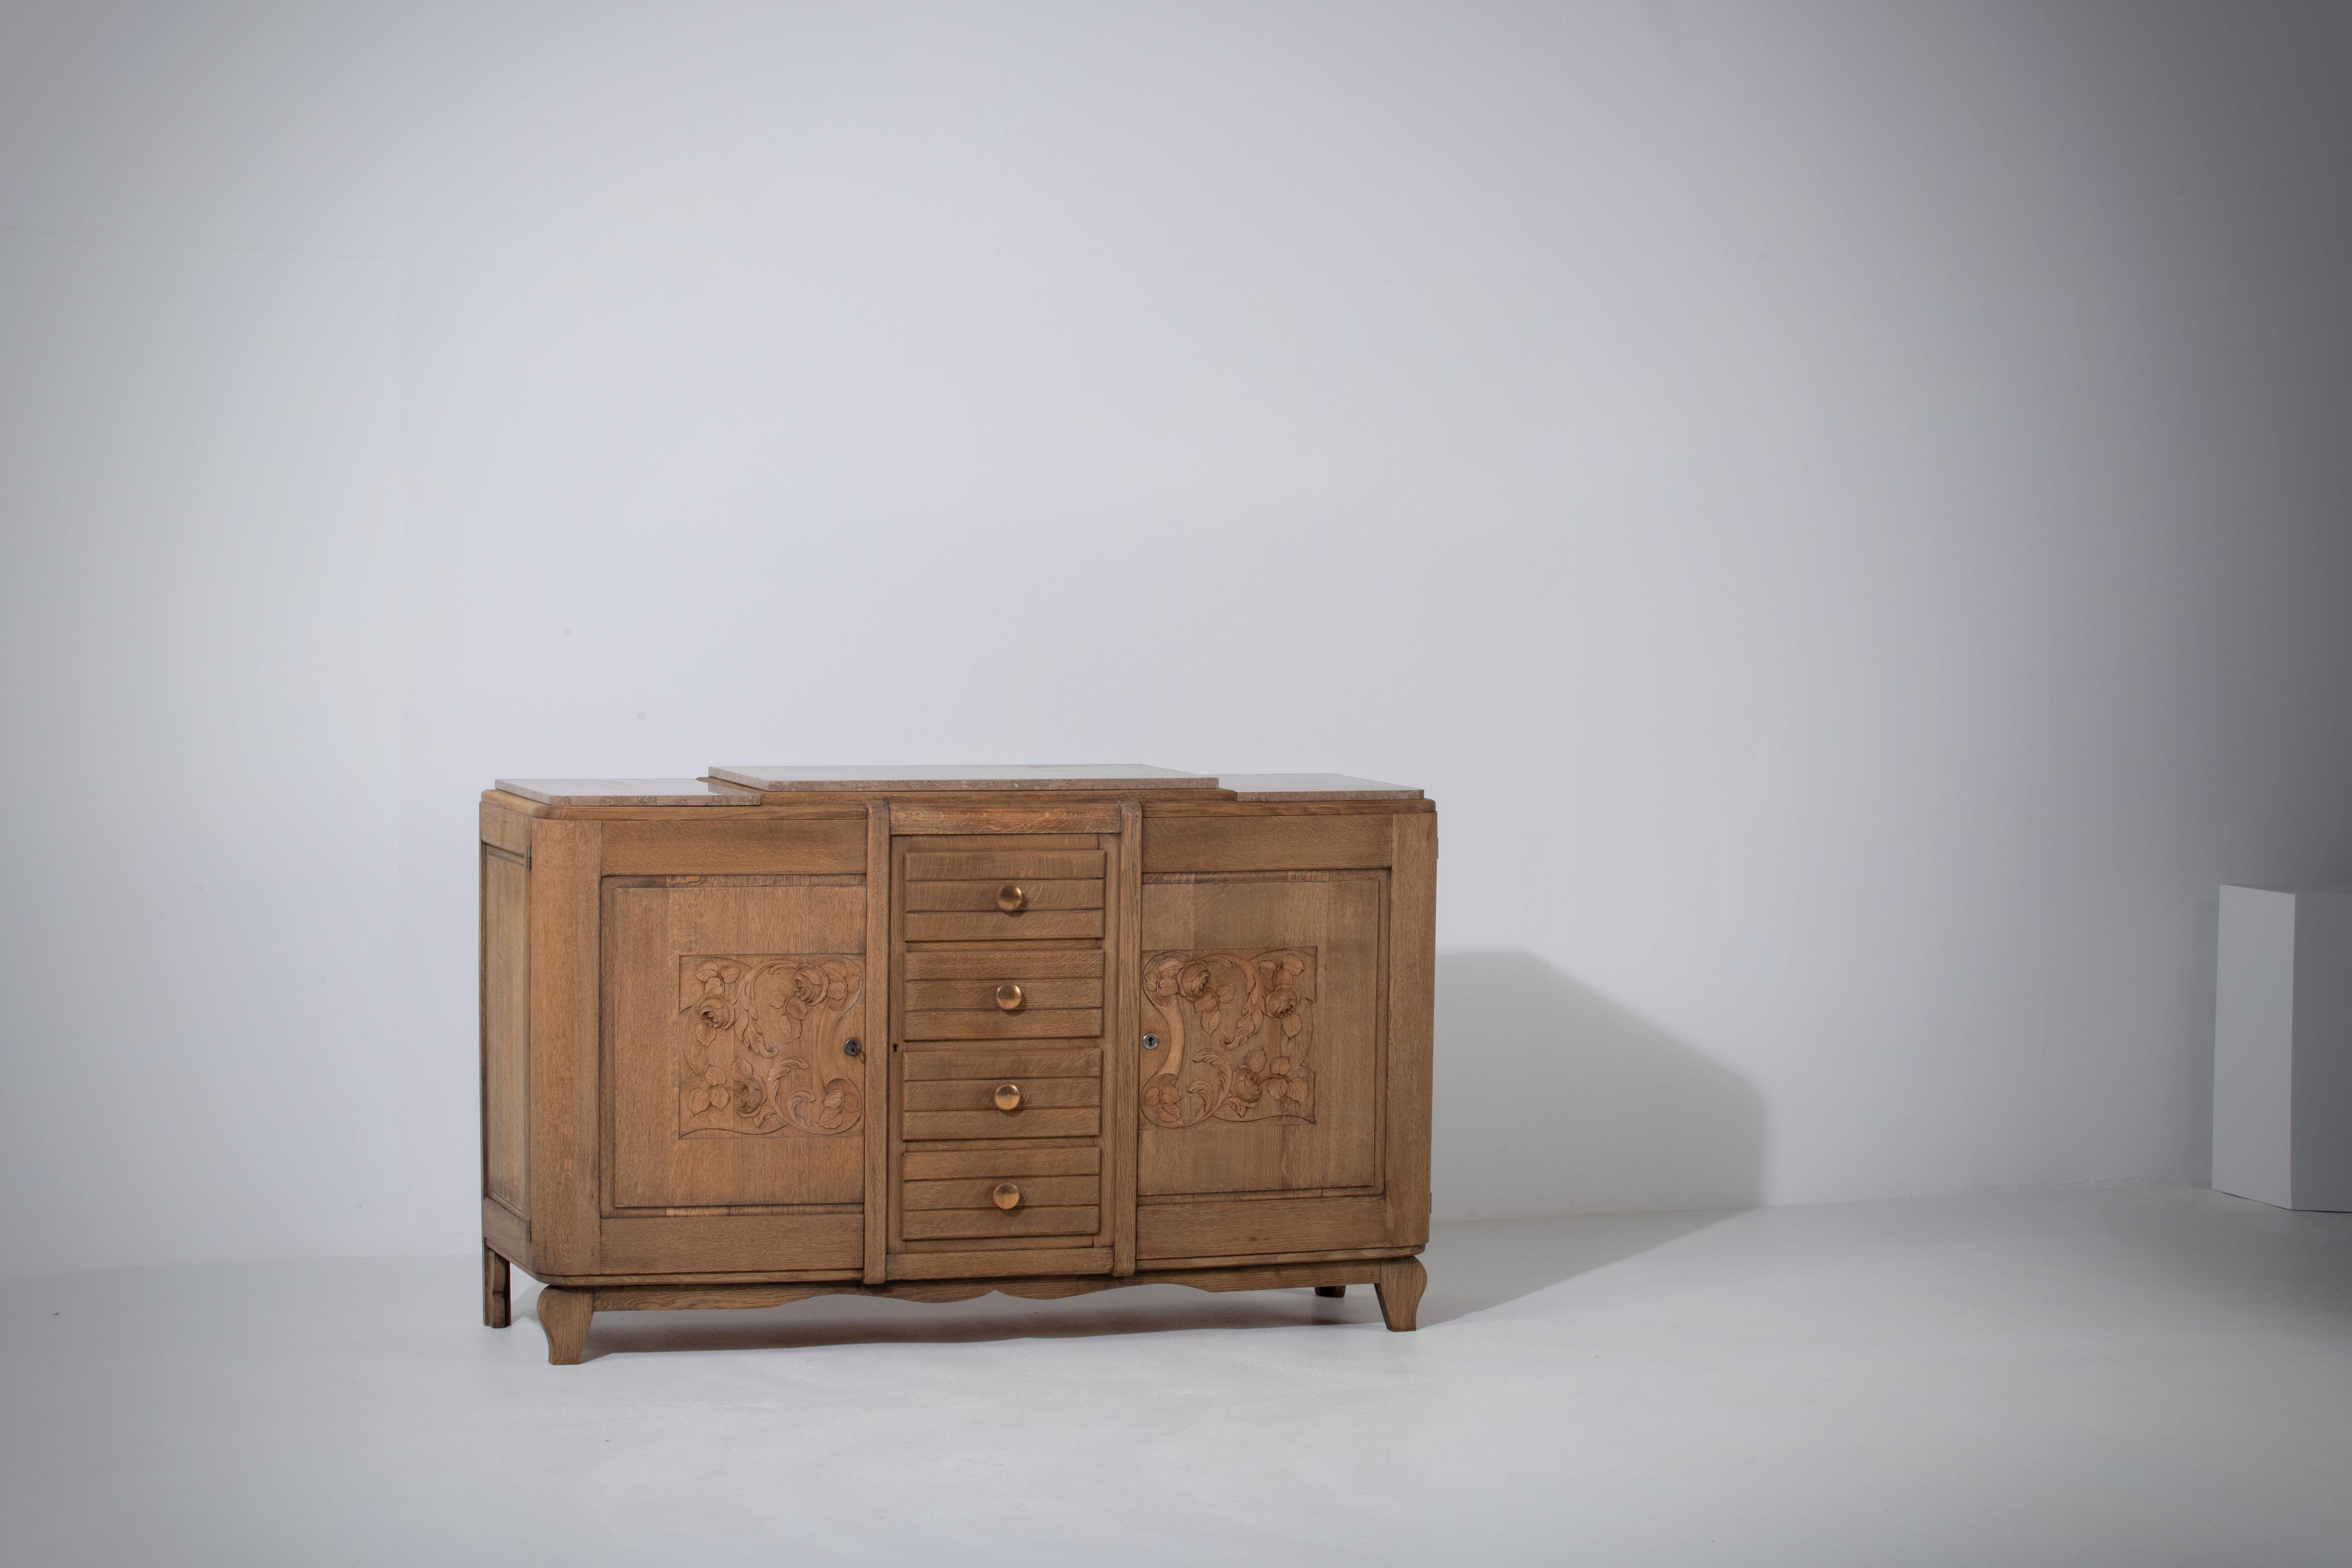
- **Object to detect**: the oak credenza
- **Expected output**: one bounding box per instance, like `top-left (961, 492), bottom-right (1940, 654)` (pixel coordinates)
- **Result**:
top-left (478, 766), bottom-right (1435, 1363)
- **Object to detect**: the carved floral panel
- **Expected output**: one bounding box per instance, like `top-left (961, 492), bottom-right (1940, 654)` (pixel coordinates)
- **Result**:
top-left (1139, 948), bottom-right (1317, 1129)
top-left (678, 955), bottom-right (863, 1137)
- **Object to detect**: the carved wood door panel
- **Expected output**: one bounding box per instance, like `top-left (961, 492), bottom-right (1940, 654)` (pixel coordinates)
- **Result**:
top-left (1136, 871), bottom-right (1384, 1198)
top-left (605, 875), bottom-right (870, 1219)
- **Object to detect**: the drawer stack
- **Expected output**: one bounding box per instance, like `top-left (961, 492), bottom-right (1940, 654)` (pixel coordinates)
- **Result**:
top-left (895, 839), bottom-right (1109, 1249)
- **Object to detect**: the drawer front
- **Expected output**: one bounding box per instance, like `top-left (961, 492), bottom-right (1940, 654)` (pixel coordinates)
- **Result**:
top-left (902, 950), bottom-right (1107, 1040)
top-left (902, 1204), bottom-right (1101, 1241)
top-left (905, 879), bottom-right (1103, 913)
top-left (902, 1145), bottom-right (1101, 1182)
top-left (904, 908), bottom-right (1102, 942)
top-left (903, 1076), bottom-right (1099, 1113)
top-left (902, 1106), bottom-right (1101, 1140)
top-left (903, 850), bottom-right (1104, 943)
top-left (902, 1046), bottom-right (1101, 1082)
top-left (905, 850), bottom-right (1106, 882)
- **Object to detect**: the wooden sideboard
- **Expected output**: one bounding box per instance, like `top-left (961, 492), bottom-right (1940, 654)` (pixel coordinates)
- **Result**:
top-left (478, 765), bottom-right (1435, 1363)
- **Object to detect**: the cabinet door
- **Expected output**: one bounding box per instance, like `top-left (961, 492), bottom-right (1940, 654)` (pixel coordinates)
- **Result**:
top-left (600, 874), bottom-right (869, 1270)
top-left (1136, 871), bottom-right (1383, 1197)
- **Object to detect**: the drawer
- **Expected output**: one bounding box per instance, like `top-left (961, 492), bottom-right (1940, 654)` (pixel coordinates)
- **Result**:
top-left (904, 879), bottom-right (1103, 913)
top-left (902, 1047), bottom-right (1100, 1081)
top-left (905, 850), bottom-right (1105, 882)
top-left (902, 1145), bottom-right (1101, 1182)
top-left (901, 951), bottom-right (1107, 1038)
top-left (904, 908), bottom-right (1103, 942)
top-left (902, 1204), bottom-right (1101, 1241)
top-left (902, 1173), bottom-right (1100, 1211)
top-left (903, 1076), bottom-right (1099, 1113)
top-left (902, 850), bottom-right (1104, 942)
top-left (901, 1066), bottom-right (1102, 1141)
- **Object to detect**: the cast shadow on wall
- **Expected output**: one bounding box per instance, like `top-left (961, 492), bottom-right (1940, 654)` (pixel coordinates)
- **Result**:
top-left (1419, 950), bottom-right (1766, 1323)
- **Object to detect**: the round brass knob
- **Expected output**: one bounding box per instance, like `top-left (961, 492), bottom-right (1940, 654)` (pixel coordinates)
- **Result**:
top-left (995, 983), bottom-right (1024, 1012)
top-left (993, 1183), bottom-right (1022, 1211)
top-left (993, 1083), bottom-right (1022, 1112)
top-left (997, 883), bottom-right (1026, 913)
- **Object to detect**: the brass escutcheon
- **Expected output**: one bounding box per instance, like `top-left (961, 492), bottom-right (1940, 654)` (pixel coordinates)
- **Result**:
top-left (997, 883), bottom-right (1026, 913)
top-left (993, 1182), bottom-right (1021, 1211)
top-left (995, 983), bottom-right (1024, 1012)
top-left (993, 1083), bottom-right (1022, 1112)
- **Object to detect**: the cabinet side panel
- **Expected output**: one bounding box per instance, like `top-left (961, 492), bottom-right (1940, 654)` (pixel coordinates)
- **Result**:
top-left (483, 846), bottom-right (530, 1215)
top-left (1384, 812), bottom-right (1436, 1245)
top-left (528, 819), bottom-right (605, 1274)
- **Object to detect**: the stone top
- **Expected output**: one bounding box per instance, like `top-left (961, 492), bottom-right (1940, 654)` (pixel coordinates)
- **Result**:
top-left (1215, 773), bottom-right (1423, 801)
top-left (704, 763), bottom-right (1219, 792)
top-left (493, 778), bottom-right (763, 806)
top-left (492, 767), bottom-right (1426, 806)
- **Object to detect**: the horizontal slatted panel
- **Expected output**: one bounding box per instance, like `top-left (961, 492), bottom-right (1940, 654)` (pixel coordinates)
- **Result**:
top-left (903, 1205), bottom-right (1100, 1240)
top-left (901, 1146), bottom-right (1101, 1181)
top-left (906, 851), bottom-right (1105, 881)
top-left (903, 1008), bottom-right (1103, 1041)
top-left (903, 1174), bottom-right (1100, 1211)
top-left (902, 948), bottom-right (1103, 980)
top-left (905, 879), bottom-right (1104, 912)
top-left (903, 1078), bottom-right (1100, 1112)
top-left (906, 910), bottom-right (1103, 942)
top-left (901, 1048), bottom-right (1101, 1081)
top-left (905, 977), bottom-right (1103, 1010)
top-left (904, 1108), bottom-right (1100, 1140)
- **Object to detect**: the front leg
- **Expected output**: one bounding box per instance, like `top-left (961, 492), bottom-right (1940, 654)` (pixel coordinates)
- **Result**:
top-left (1374, 1257), bottom-right (1426, 1332)
top-left (539, 1287), bottom-right (593, 1364)
top-left (483, 1245), bottom-right (511, 1328)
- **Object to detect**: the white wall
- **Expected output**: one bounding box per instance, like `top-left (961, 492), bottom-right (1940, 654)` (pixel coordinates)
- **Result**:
top-left (5, 1), bottom-right (2350, 1275)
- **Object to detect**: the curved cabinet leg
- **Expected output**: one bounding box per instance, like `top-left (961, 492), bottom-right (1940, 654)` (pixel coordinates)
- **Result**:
top-left (483, 1245), bottom-right (511, 1328)
top-left (1374, 1257), bottom-right (1426, 1332)
top-left (539, 1287), bottom-right (593, 1364)
top-left (1314, 1285), bottom-right (1347, 1298)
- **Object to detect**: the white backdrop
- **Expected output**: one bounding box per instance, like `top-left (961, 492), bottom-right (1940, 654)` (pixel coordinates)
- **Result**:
top-left (5, 1), bottom-right (2350, 1277)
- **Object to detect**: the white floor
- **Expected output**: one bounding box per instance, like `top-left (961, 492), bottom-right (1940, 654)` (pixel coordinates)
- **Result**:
top-left (5, 1186), bottom-right (2350, 1566)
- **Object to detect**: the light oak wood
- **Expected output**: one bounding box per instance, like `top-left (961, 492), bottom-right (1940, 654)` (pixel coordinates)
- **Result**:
top-left (905, 850), bottom-right (1105, 881)
top-left (893, 804), bottom-right (1124, 835)
top-left (601, 818), bottom-right (864, 875)
top-left (538, 1286), bottom-right (592, 1363)
top-left (903, 1174), bottom-right (1099, 1210)
top-left (905, 975), bottom-right (1104, 1009)
top-left (903, 1077), bottom-right (1101, 1112)
top-left (1137, 871), bottom-right (1384, 1204)
top-left (1142, 815), bottom-right (1390, 873)
top-left (904, 909), bottom-right (1104, 942)
top-left (484, 1245), bottom-right (511, 1328)
top-left (903, 1006), bottom-right (1104, 1040)
top-left (481, 767), bottom-right (1433, 1360)
top-left (903, 1205), bottom-right (1101, 1240)
top-left (900, 1145), bottom-right (1101, 1181)
top-left (864, 803), bottom-right (892, 1284)
top-left (481, 845), bottom-right (529, 1215)
top-left (903, 1108), bottom-right (1101, 1141)
top-left (527, 819), bottom-right (602, 1276)
top-left (903, 948), bottom-right (1103, 980)
top-left (901, 1047), bottom-right (1100, 1081)
top-left (481, 1196), bottom-right (530, 1274)
top-left (524, 1253), bottom-right (1425, 1357)
top-left (1110, 803), bottom-right (1142, 1275)
top-left (1375, 1256), bottom-right (1427, 1331)
top-left (905, 879), bottom-right (1105, 913)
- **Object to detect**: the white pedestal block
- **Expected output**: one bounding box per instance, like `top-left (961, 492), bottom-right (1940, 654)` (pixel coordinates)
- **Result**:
top-left (2214, 885), bottom-right (2352, 1211)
